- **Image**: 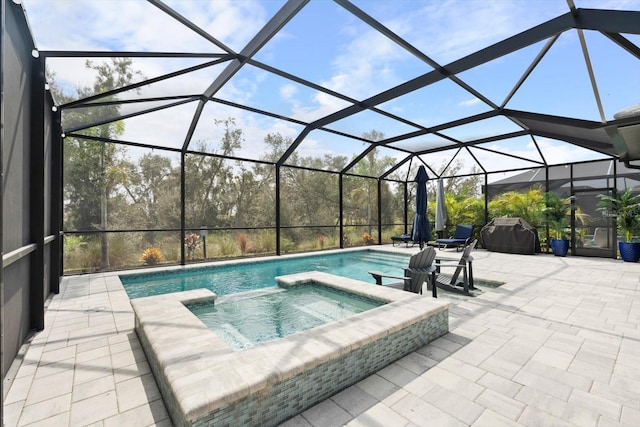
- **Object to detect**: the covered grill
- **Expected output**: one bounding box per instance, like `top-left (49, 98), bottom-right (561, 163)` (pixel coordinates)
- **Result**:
top-left (481, 217), bottom-right (541, 255)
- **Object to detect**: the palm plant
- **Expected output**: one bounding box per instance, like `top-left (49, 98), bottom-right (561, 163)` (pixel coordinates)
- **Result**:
top-left (488, 188), bottom-right (545, 226)
top-left (542, 192), bottom-right (570, 239)
top-left (597, 189), bottom-right (640, 242)
top-left (441, 194), bottom-right (484, 238)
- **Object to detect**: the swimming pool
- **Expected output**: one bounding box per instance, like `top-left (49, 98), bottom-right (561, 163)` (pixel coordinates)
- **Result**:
top-left (120, 250), bottom-right (410, 298)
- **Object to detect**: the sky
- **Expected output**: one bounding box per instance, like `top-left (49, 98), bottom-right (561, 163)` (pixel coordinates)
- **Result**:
top-left (21, 0), bottom-right (640, 181)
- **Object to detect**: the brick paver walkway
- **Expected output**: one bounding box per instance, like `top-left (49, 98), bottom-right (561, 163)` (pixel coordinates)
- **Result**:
top-left (4, 249), bottom-right (639, 426)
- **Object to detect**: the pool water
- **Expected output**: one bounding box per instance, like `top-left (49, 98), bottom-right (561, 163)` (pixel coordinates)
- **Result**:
top-left (187, 284), bottom-right (385, 351)
top-left (120, 250), bottom-right (410, 299)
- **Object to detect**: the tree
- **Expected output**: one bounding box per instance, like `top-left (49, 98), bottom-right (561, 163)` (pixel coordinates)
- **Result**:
top-left (119, 153), bottom-right (179, 239)
top-left (53, 58), bottom-right (141, 268)
top-left (185, 118), bottom-right (242, 228)
top-left (346, 130), bottom-right (397, 234)
top-left (230, 133), bottom-right (292, 230)
top-left (432, 159), bottom-right (482, 199)
top-left (263, 133), bottom-right (343, 238)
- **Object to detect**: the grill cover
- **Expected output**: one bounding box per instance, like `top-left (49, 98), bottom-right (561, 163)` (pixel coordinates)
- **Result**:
top-left (481, 217), bottom-right (541, 254)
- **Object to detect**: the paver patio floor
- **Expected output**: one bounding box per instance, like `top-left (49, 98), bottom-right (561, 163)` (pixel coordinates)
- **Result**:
top-left (3, 248), bottom-right (639, 426)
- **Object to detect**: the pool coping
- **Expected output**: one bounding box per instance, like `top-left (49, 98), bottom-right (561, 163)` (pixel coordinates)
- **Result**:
top-left (131, 271), bottom-right (451, 426)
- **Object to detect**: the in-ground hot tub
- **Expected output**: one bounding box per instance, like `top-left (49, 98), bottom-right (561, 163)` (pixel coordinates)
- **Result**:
top-left (187, 283), bottom-right (386, 351)
top-left (132, 271), bottom-right (451, 427)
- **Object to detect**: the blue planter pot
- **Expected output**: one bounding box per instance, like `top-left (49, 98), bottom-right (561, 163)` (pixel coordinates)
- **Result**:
top-left (551, 238), bottom-right (569, 257)
top-left (619, 241), bottom-right (640, 262)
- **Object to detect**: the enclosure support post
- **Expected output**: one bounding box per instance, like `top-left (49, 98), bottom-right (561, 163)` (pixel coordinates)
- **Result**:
top-left (612, 161), bottom-right (618, 259)
top-left (545, 167), bottom-right (550, 253)
top-left (339, 174), bottom-right (344, 249)
top-left (180, 153), bottom-right (186, 265)
top-left (59, 119), bottom-right (65, 276)
top-left (202, 237), bottom-right (207, 259)
top-left (569, 165), bottom-right (575, 256)
top-left (377, 179), bottom-right (382, 245)
top-left (483, 173), bottom-right (489, 226)
top-left (1, 1), bottom-right (5, 409)
top-left (275, 164), bottom-right (281, 255)
top-left (403, 182), bottom-right (408, 234)
top-left (51, 109), bottom-right (63, 293)
top-left (30, 55), bottom-right (45, 331)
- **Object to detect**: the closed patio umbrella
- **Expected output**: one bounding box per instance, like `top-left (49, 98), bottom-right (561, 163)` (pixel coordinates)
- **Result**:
top-left (412, 166), bottom-right (432, 249)
top-left (435, 178), bottom-right (447, 239)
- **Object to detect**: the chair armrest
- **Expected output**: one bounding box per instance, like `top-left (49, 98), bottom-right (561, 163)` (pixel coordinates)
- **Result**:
top-left (433, 263), bottom-right (466, 271)
top-left (435, 256), bottom-right (472, 264)
top-left (406, 266), bottom-right (437, 274)
top-left (368, 270), bottom-right (409, 285)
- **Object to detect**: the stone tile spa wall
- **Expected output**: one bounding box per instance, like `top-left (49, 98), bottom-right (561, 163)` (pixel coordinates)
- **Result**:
top-left (132, 272), bottom-right (450, 427)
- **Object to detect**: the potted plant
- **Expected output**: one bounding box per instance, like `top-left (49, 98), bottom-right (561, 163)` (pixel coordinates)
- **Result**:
top-left (597, 189), bottom-right (640, 262)
top-left (542, 192), bottom-right (570, 256)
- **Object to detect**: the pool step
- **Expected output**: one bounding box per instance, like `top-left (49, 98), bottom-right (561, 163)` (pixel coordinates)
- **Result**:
top-left (217, 286), bottom-right (283, 304)
top-left (360, 253), bottom-right (408, 267)
top-left (218, 323), bottom-right (254, 350)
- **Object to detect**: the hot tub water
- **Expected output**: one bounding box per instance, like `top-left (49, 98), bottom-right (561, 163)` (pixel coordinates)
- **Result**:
top-left (187, 284), bottom-right (384, 350)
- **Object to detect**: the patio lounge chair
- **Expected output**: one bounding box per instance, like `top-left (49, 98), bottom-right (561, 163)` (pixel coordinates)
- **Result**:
top-left (368, 247), bottom-right (437, 293)
top-left (390, 233), bottom-right (414, 247)
top-left (589, 227), bottom-right (613, 248)
top-left (431, 239), bottom-right (477, 295)
top-left (435, 224), bottom-right (474, 251)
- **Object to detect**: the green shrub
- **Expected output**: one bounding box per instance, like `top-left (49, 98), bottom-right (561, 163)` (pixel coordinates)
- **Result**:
top-left (216, 235), bottom-right (238, 257)
top-left (253, 230), bottom-right (276, 254)
top-left (160, 236), bottom-right (180, 262)
top-left (280, 237), bottom-right (295, 253)
top-left (108, 233), bottom-right (138, 268)
top-left (488, 188), bottom-right (545, 226)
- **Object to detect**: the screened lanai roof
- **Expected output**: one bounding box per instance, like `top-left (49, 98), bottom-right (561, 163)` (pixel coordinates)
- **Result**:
top-left (21, 0), bottom-right (640, 181)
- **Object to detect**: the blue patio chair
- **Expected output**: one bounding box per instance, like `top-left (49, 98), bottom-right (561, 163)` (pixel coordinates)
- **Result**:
top-left (435, 224), bottom-right (474, 251)
top-left (390, 233), bottom-right (414, 247)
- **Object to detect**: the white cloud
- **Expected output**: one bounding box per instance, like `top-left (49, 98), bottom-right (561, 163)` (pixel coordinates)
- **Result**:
top-left (119, 101), bottom-right (198, 149)
top-left (24, 0), bottom-right (269, 53)
top-left (287, 90), bottom-right (352, 123)
top-left (280, 84), bottom-right (297, 101)
top-left (273, 16), bottom-right (424, 121)
top-left (293, 137), bottom-right (331, 159)
top-left (383, 0), bottom-right (568, 65)
top-left (25, 0), bottom-right (268, 107)
top-left (575, 0), bottom-right (640, 11)
top-left (49, 57), bottom-right (226, 104)
top-left (322, 29), bottom-right (408, 99)
top-left (459, 98), bottom-right (481, 107)
top-left (164, 0), bottom-right (268, 52)
top-left (22, 0), bottom-right (627, 176)
top-left (534, 137), bottom-right (607, 164)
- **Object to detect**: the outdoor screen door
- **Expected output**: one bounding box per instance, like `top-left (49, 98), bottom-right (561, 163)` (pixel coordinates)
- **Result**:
top-left (573, 189), bottom-right (617, 258)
